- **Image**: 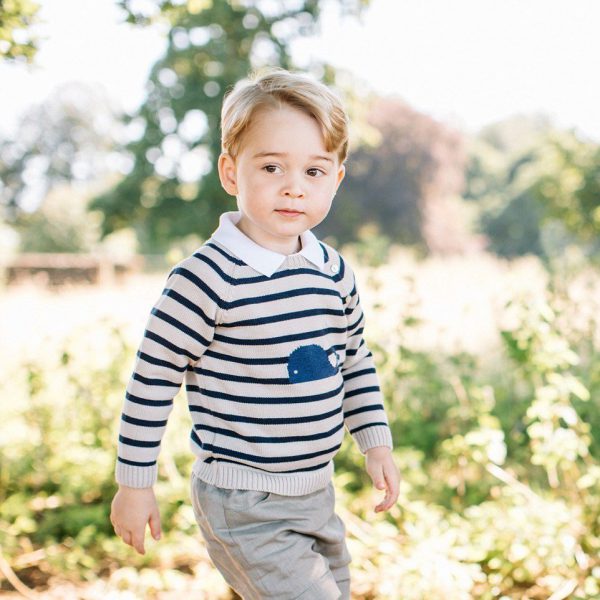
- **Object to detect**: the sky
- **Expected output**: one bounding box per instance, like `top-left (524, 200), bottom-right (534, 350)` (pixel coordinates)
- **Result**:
top-left (1, 0), bottom-right (599, 142)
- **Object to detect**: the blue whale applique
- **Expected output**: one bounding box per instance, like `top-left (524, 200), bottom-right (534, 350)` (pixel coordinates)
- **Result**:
top-left (287, 344), bottom-right (340, 383)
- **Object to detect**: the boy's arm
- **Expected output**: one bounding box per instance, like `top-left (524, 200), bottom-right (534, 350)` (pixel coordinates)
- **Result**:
top-left (111, 258), bottom-right (219, 553)
top-left (338, 256), bottom-right (399, 511)
top-left (338, 257), bottom-right (393, 454)
top-left (115, 259), bottom-right (219, 488)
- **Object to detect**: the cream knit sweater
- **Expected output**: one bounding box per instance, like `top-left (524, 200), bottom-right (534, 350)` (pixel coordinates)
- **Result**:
top-left (115, 213), bottom-right (393, 496)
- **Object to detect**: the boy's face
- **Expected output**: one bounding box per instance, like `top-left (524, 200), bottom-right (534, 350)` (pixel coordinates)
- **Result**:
top-left (218, 104), bottom-right (346, 255)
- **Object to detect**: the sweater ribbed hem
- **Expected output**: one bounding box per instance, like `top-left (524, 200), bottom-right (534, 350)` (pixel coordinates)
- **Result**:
top-left (115, 461), bottom-right (158, 489)
top-left (192, 459), bottom-right (334, 496)
top-left (352, 425), bottom-right (394, 455)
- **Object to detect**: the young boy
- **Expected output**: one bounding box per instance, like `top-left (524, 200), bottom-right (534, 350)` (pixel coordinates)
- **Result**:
top-left (110, 68), bottom-right (400, 600)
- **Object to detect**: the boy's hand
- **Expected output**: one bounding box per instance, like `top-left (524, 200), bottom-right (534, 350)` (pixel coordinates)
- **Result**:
top-left (110, 485), bottom-right (162, 554)
top-left (365, 446), bottom-right (400, 513)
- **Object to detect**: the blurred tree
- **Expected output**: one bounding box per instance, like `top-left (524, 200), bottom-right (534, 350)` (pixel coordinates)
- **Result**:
top-left (464, 116), bottom-right (600, 259)
top-left (464, 115), bottom-right (553, 258)
top-left (16, 184), bottom-right (103, 252)
top-left (531, 131), bottom-right (600, 251)
top-left (0, 0), bottom-right (40, 61)
top-left (317, 95), bottom-right (473, 254)
top-left (0, 82), bottom-right (123, 222)
top-left (91, 0), bottom-right (369, 253)
top-left (0, 82), bottom-right (128, 252)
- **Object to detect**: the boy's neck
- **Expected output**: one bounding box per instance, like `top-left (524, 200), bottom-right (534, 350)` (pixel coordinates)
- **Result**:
top-left (235, 219), bottom-right (302, 255)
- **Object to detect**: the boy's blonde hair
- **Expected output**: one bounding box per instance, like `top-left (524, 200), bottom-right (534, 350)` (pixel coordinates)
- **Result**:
top-left (220, 68), bottom-right (349, 164)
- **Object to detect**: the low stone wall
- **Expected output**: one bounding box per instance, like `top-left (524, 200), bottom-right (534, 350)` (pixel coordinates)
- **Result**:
top-left (3, 253), bottom-right (143, 287)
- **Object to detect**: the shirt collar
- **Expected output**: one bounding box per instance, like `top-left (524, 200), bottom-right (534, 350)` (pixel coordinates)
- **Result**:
top-left (210, 211), bottom-right (325, 277)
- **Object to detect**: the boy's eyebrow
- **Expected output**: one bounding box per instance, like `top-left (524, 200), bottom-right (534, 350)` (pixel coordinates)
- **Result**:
top-left (252, 151), bottom-right (334, 164)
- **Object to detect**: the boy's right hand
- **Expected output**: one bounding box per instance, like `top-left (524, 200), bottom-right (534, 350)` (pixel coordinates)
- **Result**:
top-left (110, 485), bottom-right (162, 555)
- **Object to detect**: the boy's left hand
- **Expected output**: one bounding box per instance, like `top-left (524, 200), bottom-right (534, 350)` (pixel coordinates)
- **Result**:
top-left (365, 446), bottom-right (400, 513)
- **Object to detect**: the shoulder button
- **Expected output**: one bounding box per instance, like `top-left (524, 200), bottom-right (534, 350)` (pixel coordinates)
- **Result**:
top-left (330, 264), bottom-right (339, 274)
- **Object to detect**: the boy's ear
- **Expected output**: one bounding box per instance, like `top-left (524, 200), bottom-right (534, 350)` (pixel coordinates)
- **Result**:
top-left (335, 164), bottom-right (346, 190)
top-left (218, 153), bottom-right (238, 195)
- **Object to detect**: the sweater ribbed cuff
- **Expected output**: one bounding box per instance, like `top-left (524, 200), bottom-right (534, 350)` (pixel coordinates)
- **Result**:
top-left (115, 461), bottom-right (158, 488)
top-left (352, 425), bottom-right (393, 455)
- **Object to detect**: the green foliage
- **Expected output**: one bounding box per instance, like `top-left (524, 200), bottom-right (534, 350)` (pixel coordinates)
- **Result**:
top-left (465, 117), bottom-right (600, 261)
top-left (0, 0), bottom-right (40, 62)
top-left (0, 320), bottom-right (217, 592)
top-left (531, 132), bottom-right (600, 250)
top-left (2, 251), bottom-right (600, 598)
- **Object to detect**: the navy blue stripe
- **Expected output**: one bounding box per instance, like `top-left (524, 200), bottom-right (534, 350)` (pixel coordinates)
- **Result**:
top-left (193, 367), bottom-right (289, 385)
top-left (213, 325), bottom-right (347, 346)
top-left (133, 372), bottom-right (180, 387)
top-left (163, 288), bottom-right (215, 327)
top-left (151, 307), bottom-right (212, 346)
top-left (186, 382), bottom-right (344, 404)
top-left (349, 327), bottom-right (364, 339)
top-left (189, 403), bottom-right (343, 425)
top-left (194, 422), bottom-right (344, 444)
top-left (137, 351), bottom-right (187, 373)
top-left (344, 341), bottom-right (366, 357)
top-left (119, 435), bottom-right (160, 448)
top-left (342, 367), bottom-right (377, 381)
top-left (145, 330), bottom-right (200, 362)
top-left (205, 242), bottom-right (245, 265)
top-left (265, 267), bottom-right (334, 283)
top-left (347, 314), bottom-right (363, 333)
top-left (125, 392), bottom-right (174, 407)
top-left (204, 441), bottom-right (342, 464)
top-left (344, 403), bottom-right (385, 418)
top-left (333, 254), bottom-right (346, 283)
top-left (198, 244), bottom-right (333, 284)
top-left (172, 267), bottom-right (340, 310)
top-left (122, 414), bottom-right (168, 427)
top-left (345, 386), bottom-right (380, 398)
top-left (349, 422), bottom-right (389, 435)
top-left (228, 287), bottom-right (339, 309)
top-left (171, 266), bottom-right (227, 308)
top-left (220, 307), bottom-right (344, 328)
top-left (203, 456), bottom-right (331, 474)
top-left (235, 267), bottom-right (335, 286)
top-left (117, 456), bottom-right (157, 467)
top-left (319, 242), bottom-right (329, 263)
top-left (190, 428), bottom-right (203, 448)
top-left (191, 252), bottom-right (239, 284)
top-left (204, 349), bottom-right (287, 365)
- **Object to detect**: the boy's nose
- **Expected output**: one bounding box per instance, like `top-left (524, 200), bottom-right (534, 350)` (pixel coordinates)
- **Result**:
top-left (283, 182), bottom-right (304, 198)
top-left (282, 174), bottom-right (305, 198)
top-left (284, 187), bottom-right (305, 198)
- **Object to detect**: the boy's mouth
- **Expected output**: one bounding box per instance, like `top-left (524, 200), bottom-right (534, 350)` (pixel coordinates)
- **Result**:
top-left (276, 209), bottom-right (303, 217)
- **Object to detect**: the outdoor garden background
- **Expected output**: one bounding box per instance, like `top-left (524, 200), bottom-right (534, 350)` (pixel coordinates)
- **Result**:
top-left (1, 1), bottom-right (599, 598)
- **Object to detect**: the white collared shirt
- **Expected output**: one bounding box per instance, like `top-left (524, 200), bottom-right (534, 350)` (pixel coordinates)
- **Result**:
top-left (210, 211), bottom-right (325, 277)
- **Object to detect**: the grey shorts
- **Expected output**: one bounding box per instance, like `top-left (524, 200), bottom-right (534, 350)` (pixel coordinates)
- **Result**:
top-left (190, 472), bottom-right (352, 600)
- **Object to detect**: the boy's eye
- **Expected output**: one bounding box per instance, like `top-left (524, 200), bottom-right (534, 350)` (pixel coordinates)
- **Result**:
top-left (307, 168), bottom-right (325, 177)
top-left (263, 164), bottom-right (281, 174)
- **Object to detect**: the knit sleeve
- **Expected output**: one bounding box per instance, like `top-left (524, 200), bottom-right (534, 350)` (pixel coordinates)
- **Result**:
top-left (339, 256), bottom-right (393, 454)
top-left (115, 257), bottom-right (220, 488)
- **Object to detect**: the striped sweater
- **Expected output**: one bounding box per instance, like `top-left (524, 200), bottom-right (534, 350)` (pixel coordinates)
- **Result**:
top-left (116, 211), bottom-right (393, 496)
